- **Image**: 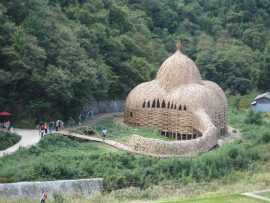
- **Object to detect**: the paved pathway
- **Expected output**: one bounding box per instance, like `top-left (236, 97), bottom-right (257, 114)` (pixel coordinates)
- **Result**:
top-left (0, 128), bottom-right (40, 157)
top-left (243, 189), bottom-right (270, 202)
top-left (0, 112), bottom-right (124, 157)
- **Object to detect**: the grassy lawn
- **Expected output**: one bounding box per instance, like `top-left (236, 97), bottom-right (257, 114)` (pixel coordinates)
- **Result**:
top-left (77, 115), bottom-right (177, 142)
top-left (260, 193), bottom-right (270, 198)
top-left (1, 193), bottom-right (267, 203)
top-left (166, 194), bottom-right (267, 203)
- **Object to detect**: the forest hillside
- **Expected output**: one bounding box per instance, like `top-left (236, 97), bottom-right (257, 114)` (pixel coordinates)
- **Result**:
top-left (0, 0), bottom-right (269, 122)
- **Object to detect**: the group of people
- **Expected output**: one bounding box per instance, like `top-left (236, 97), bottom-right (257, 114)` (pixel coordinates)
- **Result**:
top-left (39, 120), bottom-right (64, 137)
top-left (55, 120), bottom-right (64, 131)
top-left (84, 109), bottom-right (94, 119)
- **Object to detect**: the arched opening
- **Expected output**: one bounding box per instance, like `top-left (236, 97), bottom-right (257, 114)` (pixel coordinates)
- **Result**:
top-left (142, 102), bottom-right (145, 108)
top-left (152, 100), bottom-right (156, 108)
top-left (147, 101), bottom-right (150, 108)
top-left (184, 105), bottom-right (186, 110)
top-left (167, 101), bottom-right (170, 108)
top-left (161, 100), bottom-right (166, 108)
top-left (171, 103), bottom-right (174, 109)
top-left (157, 100), bottom-right (160, 108)
top-left (179, 105), bottom-right (182, 110)
top-left (130, 112), bottom-right (133, 117)
top-left (174, 104), bottom-right (176, 109)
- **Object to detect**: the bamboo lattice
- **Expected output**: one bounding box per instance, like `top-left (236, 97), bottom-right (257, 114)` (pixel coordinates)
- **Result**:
top-left (124, 42), bottom-right (228, 156)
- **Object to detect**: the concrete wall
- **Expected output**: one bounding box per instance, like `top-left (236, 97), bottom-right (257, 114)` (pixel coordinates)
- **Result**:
top-left (82, 100), bottom-right (125, 114)
top-left (252, 104), bottom-right (270, 112)
top-left (0, 178), bottom-right (103, 199)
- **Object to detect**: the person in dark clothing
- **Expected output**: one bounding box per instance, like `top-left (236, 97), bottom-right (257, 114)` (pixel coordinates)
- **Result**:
top-left (49, 122), bottom-right (53, 133)
top-left (41, 125), bottom-right (45, 137)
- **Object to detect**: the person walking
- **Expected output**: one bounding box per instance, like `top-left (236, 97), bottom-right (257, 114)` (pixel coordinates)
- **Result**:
top-left (40, 190), bottom-right (45, 203)
top-left (44, 123), bottom-right (48, 134)
top-left (90, 109), bottom-right (94, 119)
top-left (49, 122), bottom-right (53, 133)
top-left (61, 122), bottom-right (64, 130)
top-left (39, 121), bottom-right (43, 135)
top-left (6, 121), bottom-right (10, 131)
top-left (56, 120), bottom-right (59, 131)
top-left (102, 128), bottom-right (107, 141)
top-left (41, 125), bottom-right (44, 137)
top-left (59, 120), bottom-right (62, 131)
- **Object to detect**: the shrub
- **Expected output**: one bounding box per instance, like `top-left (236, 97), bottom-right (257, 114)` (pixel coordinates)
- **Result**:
top-left (244, 109), bottom-right (263, 125)
top-left (228, 148), bottom-right (239, 159)
top-left (53, 190), bottom-right (64, 203)
top-left (0, 131), bottom-right (21, 150)
top-left (261, 131), bottom-right (270, 143)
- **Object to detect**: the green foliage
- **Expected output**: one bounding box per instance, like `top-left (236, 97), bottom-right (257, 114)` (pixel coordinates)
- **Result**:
top-left (0, 130), bottom-right (21, 150)
top-left (253, 56), bottom-right (270, 91)
top-left (244, 109), bottom-right (263, 125)
top-left (82, 115), bottom-right (173, 141)
top-left (261, 130), bottom-right (270, 143)
top-left (1, 0), bottom-right (270, 124)
top-left (1, 112), bottom-right (270, 193)
top-left (53, 190), bottom-right (64, 203)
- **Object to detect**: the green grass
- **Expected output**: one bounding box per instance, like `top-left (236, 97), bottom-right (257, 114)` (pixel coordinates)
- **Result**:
top-left (166, 194), bottom-right (267, 203)
top-left (0, 130), bottom-right (21, 150)
top-left (78, 115), bottom-right (176, 142)
top-left (260, 193), bottom-right (270, 198)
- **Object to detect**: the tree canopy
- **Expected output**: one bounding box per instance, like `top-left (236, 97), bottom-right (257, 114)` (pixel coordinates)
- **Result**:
top-left (0, 0), bottom-right (269, 122)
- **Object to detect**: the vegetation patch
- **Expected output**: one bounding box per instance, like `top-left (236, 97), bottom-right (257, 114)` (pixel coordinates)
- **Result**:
top-left (0, 131), bottom-right (21, 150)
top-left (78, 115), bottom-right (176, 142)
top-left (166, 194), bottom-right (267, 203)
top-left (260, 193), bottom-right (270, 198)
top-left (1, 107), bottom-right (270, 202)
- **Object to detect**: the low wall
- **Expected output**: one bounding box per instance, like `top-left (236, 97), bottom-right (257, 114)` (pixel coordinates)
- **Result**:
top-left (0, 178), bottom-right (103, 199)
top-left (82, 100), bottom-right (125, 114)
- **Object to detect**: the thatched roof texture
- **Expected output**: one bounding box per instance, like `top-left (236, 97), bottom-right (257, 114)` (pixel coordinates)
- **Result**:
top-left (124, 43), bottom-right (228, 157)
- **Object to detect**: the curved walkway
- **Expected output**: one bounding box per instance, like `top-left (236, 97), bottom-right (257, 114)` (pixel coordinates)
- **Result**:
top-left (0, 112), bottom-right (124, 157)
top-left (0, 128), bottom-right (40, 157)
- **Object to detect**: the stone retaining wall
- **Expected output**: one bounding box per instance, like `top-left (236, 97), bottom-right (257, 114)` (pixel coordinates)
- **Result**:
top-left (82, 100), bottom-right (125, 114)
top-left (0, 178), bottom-right (103, 199)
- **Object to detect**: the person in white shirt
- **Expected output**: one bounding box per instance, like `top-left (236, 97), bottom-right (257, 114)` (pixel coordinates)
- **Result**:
top-left (102, 128), bottom-right (107, 140)
top-left (40, 190), bottom-right (45, 203)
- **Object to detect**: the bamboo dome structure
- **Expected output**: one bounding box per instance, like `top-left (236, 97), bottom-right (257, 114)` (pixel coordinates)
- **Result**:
top-left (124, 43), bottom-right (228, 156)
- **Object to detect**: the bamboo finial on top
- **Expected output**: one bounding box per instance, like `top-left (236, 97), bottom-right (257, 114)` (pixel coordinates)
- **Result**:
top-left (176, 42), bottom-right (181, 52)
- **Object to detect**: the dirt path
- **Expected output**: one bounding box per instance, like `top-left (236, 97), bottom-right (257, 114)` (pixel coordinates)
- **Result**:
top-left (221, 126), bottom-right (242, 145)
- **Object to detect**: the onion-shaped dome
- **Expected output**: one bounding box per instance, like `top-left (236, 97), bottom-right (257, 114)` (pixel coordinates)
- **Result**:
top-left (124, 42), bottom-right (228, 157)
top-left (156, 43), bottom-right (202, 91)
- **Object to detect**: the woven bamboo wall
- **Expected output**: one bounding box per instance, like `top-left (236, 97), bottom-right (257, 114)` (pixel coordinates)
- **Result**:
top-left (124, 100), bottom-right (227, 140)
top-left (124, 43), bottom-right (228, 155)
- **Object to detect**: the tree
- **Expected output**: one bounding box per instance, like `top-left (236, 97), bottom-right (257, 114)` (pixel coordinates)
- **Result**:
top-left (253, 56), bottom-right (270, 91)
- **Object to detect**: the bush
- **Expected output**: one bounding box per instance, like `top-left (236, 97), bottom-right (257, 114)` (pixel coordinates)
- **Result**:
top-left (0, 131), bottom-right (21, 150)
top-left (244, 109), bottom-right (263, 125)
top-left (53, 190), bottom-right (64, 203)
top-left (261, 131), bottom-right (270, 143)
